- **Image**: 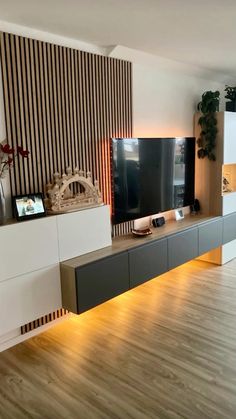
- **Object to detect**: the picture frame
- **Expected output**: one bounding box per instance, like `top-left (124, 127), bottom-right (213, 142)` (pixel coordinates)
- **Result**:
top-left (175, 209), bottom-right (184, 221)
top-left (13, 193), bottom-right (46, 222)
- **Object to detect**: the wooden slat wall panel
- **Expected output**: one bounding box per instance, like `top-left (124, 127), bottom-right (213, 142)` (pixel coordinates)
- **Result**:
top-left (0, 31), bottom-right (133, 333)
top-left (0, 31), bottom-right (132, 212)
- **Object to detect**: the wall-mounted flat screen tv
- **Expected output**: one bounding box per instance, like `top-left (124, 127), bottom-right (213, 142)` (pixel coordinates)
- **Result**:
top-left (112, 137), bottom-right (195, 224)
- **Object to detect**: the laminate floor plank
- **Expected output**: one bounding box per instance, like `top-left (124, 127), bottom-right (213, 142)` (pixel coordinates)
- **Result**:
top-left (1, 260), bottom-right (236, 418)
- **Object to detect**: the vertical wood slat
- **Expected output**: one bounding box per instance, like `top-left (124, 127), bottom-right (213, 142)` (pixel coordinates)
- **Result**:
top-left (11, 35), bottom-right (23, 194)
top-left (5, 34), bottom-right (18, 194)
top-left (21, 309), bottom-right (68, 335)
top-left (15, 37), bottom-right (26, 193)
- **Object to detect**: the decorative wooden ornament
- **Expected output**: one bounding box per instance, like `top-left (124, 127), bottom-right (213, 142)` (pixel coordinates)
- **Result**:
top-left (45, 168), bottom-right (103, 214)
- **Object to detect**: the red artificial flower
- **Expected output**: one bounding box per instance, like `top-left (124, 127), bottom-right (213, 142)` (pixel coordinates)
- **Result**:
top-left (0, 143), bottom-right (14, 154)
top-left (0, 142), bottom-right (30, 179)
top-left (17, 145), bottom-right (30, 158)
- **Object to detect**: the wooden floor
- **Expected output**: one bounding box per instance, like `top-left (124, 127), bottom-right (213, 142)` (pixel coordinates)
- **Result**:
top-left (1, 260), bottom-right (236, 419)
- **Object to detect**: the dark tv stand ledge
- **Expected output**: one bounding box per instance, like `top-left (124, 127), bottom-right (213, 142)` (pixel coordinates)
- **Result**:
top-left (60, 213), bottom-right (236, 315)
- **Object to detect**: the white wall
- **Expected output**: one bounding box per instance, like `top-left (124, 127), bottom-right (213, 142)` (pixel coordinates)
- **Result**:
top-left (0, 22), bottom-right (230, 218)
top-left (0, 20), bottom-right (105, 55)
top-left (109, 46), bottom-right (227, 137)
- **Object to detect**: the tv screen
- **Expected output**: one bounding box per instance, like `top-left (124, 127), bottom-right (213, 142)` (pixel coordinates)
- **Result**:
top-left (112, 137), bottom-right (195, 224)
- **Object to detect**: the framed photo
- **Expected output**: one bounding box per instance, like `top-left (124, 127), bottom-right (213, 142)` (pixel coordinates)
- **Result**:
top-left (13, 193), bottom-right (46, 221)
top-left (175, 209), bottom-right (184, 221)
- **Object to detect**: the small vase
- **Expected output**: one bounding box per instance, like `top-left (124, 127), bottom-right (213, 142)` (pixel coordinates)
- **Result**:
top-left (0, 179), bottom-right (6, 225)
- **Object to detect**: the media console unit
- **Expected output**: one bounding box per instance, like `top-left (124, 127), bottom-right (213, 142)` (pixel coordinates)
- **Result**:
top-left (0, 205), bottom-right (111, 337)
top-left (60, 212), bottom-right (236, 315)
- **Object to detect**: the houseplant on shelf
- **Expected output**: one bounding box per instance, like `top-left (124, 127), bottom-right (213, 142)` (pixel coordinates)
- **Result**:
top-left (225, 85), bottom-right (236, 112)
top-left (197, 90), bottom-right (220, 161)
top-left (0, 141), bottom-right (29, 224)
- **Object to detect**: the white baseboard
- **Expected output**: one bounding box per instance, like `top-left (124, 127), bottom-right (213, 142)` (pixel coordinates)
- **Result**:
top-left (0, 313), bottom-right (72, 353)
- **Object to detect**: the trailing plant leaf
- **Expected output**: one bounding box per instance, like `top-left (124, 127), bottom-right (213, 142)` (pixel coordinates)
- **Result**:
top-left (197, 148), bottom-right (206, 159)
top-left (208, 152), bottom-right (216, 161)
top-left (197, 90), bottom-right (219, 161)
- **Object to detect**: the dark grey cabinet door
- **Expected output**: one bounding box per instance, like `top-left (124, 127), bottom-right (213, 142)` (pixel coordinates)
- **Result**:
top-left (168, 228), bottom-right (198, 270)
top-left (198, 219), bottom-right (223, 255)
top-left (75, 252), bottom-right (129, 314)
top-left (129, 238), bottom-right (168, 288)
top-left (223, 213), bottom-right (236, 244)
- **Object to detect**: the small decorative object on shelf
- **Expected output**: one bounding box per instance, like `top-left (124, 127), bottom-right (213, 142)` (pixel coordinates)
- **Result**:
top-left (132, 228), bottom-right (152, 236)
top-left (222, 176), bottom-right (232, 193)
top-left (152, 216), bottom-right (165, 228)
top-left (45, 168), bottom-right (103, 214)
top-left (175, 209), bottom-right (184, 221)
top-left (190, 198), bottom-right (200, 214)
top-left (13, 193), bottom-right (46, 221)
top-left (197, 90), bottom-right (220, 161)
top-left (0, 141), bottom-right (29, 225)
top-left (225, 85), bottom-right (236, 112)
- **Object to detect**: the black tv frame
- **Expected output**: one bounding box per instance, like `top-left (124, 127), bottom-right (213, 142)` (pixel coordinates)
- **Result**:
top-left (111, 137), bottom-right (195, 225)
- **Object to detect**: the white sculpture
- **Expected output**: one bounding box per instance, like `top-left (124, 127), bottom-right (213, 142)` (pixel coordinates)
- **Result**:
top-left (45, 167), bottom-right (103, 214)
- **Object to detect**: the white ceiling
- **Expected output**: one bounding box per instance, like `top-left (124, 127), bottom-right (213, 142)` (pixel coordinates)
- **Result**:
top-left (0, 0), bottom-right (236, 79)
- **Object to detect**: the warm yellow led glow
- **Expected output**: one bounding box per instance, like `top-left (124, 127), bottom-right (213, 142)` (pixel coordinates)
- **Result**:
top-left (26, 259), bottom-right (216, 381)
top-left (133, 126), bottom-right (191, 138)
top-left (55, 261), bottom-right (207, 349)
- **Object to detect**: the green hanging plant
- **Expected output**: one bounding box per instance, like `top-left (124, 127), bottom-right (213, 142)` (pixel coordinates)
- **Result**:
top-left (197, 90), bottom-right (220, 161)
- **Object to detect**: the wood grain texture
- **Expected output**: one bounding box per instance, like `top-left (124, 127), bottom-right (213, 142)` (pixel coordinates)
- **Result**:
top-left (1, 259), bottom-right (236, 418)
top-left (194, 112), bottom-right (224, 217)
top-left (61, 214), bottom-right (220, 269)
top-left (0, 31), bottom-right (133, 237)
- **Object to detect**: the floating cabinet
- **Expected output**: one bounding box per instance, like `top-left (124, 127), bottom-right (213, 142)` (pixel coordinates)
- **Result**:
top-left (129, 239), bottom-right (168, 288)
top-left (61, 216), bottom-right (233, 316)
top-left (167, 228), bottom-right (198, 270)
top-left (74, 253), bottom-right (129, 314)
top-left (198, 219), bottom-right (223, 255)
top-left (223, 213), bottom-right (236, 244)
top-left (0, 206), bottom-right (112, 341)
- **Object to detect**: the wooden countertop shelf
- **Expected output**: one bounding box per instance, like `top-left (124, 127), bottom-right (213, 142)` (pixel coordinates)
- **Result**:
top-left (62, 214), bottom-right (220, 269)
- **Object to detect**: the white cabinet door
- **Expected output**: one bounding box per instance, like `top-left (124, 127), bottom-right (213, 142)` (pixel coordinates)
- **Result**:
top-left (0, 264), bottom-right (61, 335)
top-left (224, 112), bottom-right (236, 164)
top-left (0, 217), bottom-right (59, 282)
top-left (222, 192), bottom-right (236, 215)
top-left (57, 206), bottom-right (111, 261)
